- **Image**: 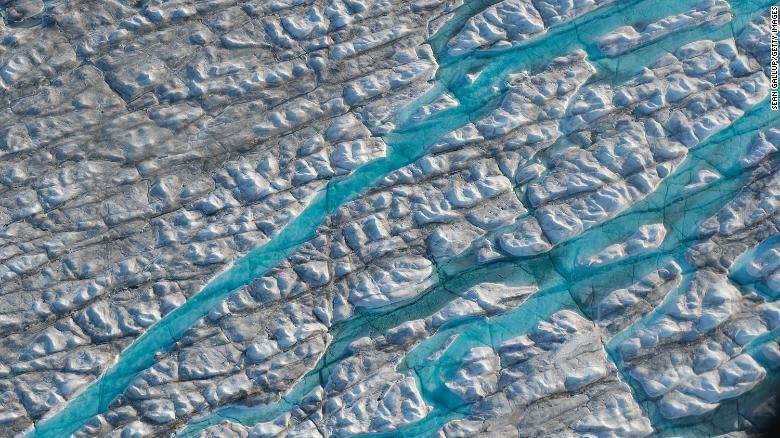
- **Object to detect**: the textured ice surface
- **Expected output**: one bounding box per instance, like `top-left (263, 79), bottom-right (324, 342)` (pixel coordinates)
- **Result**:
top-left (596, 0), bottom-right (733, 55)
top-left (1, 0), bottom-right (779, 437)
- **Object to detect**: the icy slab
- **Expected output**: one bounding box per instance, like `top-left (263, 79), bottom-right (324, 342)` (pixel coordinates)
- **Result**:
top-left (532, 0), bottom-right (613, 26)
top-left (347, 256), bottom-right (436, 309)
top-left (322, 372), bottom-right (431, 436)
top-left (445, 347), bottom-right (501, 401)
top-left (409, 92), bottom-right (460, 123)
top-left (744, 240), bottom-right (780, 296)
top-left (597, 261), bottom-right (683, 338)
top-left (596, 0), bottom-right (732, 55)
top-left (697, 136), bottom-right (780, 243)
top-left (685, 168), bottom-right (721, 191)
top-left (437, 310), bottom-right (652, 437)
top-left (499, 218), bottom-right (553, 256)
top-left (658, 353), bottom-right (766, 419)
top-left (617, 270), bottom-right (743, 360)
top-left (428, 283), bottom-right (536, 329)
top-left (447, 0), bottom-right (545, 55)
top-left (476, 50), bottom-right (596, 139)
top-left (741, 127), bottom-right (780, 169)
top-left (584, 223), bottom-right (667, 267)
top-left (446, 0), bottom-right (616, 55)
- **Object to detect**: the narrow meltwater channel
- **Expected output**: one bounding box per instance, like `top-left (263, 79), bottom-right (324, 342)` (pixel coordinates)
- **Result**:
top-left (170, 0), bottom-right (753, 435)
top-left (598, 103), bottom-right (780, 437)
top-left (178, 91), bottom-right (778, 438)
top-left (29, 0), bottom-right (777, 436)
top-left (433, 0), bottom-right (773, 106)
top-left (603, 99), bottom-right (780, 362)
top-left (376, 99), bottom-right (780, 437)
top-left (383, 3), bottom-right (780, 433)
top-left (25, 79), bottom-right (477, 438)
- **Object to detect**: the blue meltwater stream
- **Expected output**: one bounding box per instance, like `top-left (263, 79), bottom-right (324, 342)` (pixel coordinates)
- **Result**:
top-left (29, 0), bottom-right (780, 436)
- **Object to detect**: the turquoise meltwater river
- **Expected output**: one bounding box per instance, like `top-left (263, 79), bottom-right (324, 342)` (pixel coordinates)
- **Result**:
top-left (29, 0), bottom-right (780, 437)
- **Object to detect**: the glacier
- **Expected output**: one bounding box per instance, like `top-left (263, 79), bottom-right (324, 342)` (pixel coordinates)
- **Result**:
top-left (0, 0), bottom-right (778, 437)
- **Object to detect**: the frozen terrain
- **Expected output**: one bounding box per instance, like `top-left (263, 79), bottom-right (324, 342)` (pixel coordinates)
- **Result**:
top-left (0, 0), bottom-right (778, 437)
